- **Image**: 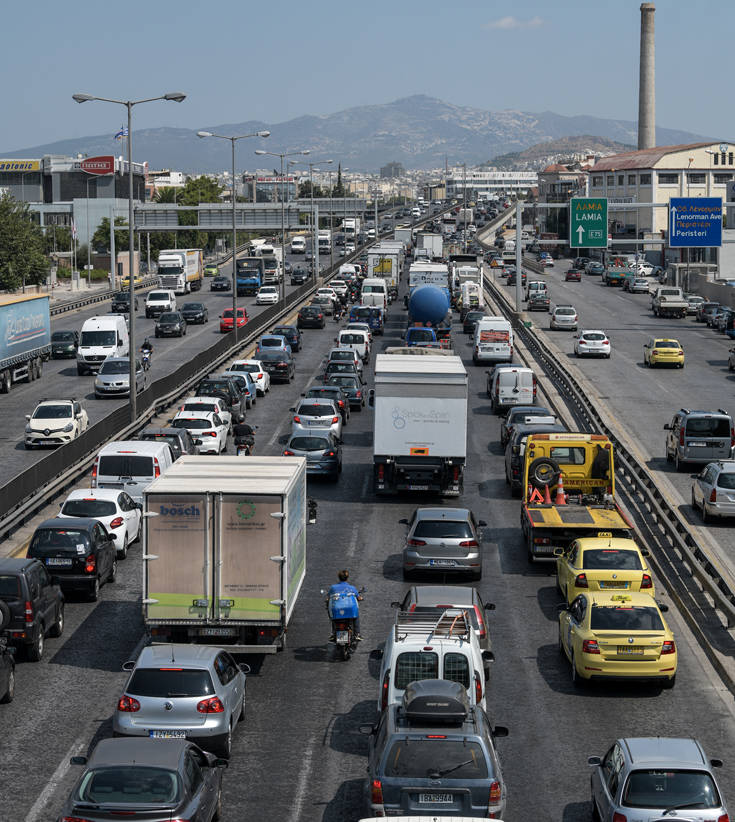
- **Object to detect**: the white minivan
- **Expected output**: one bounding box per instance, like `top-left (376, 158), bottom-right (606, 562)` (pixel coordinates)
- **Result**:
top-left (473, 317), bottom-right (513, 365)
top-left (361, 278), bottom-right (388, 309)
top-left (77, 315), bottom-right (129, 375)
top-left (92, 440), bottom-right (174, 504)
top-left (290, 236), bottom-right (305, 254)
top-left (336, 329), bottom-right (370, 363)
top-left (488, 365), bottom-right (536, 414)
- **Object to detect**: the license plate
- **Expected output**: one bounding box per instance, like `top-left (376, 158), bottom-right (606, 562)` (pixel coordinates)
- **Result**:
top-left (419, 793), bottom-right (453, 804)
top-left (408, 485), bottom-right (429, 490)
top-left (199, 627), bottom-right (237, 637)
top-left (336, 630), bottom-right (349, 644)
top-left (430, 559), bottom-right (456, 567)
top-left (600, 581), bottom-right (629, 589)
top-left (149, 730), bottom-right (186, 739)
top-left (688, 442), bottom-right (706, 447)
top-left (616, 647), bottom-right (644, 655)
top-left (46, 558), bottom-right (72, 566)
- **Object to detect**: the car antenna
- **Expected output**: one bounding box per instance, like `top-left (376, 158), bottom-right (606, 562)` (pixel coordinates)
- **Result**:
top-left (170, 644), bottom-right (175, 664)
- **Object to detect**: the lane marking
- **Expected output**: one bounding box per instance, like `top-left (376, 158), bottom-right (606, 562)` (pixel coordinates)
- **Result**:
top-left (24, 734), bottom-right (87, 822)
top-left (287, 737), bottom-right (317, 822)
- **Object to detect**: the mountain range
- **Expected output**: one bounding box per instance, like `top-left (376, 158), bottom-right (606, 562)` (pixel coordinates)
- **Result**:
top-left (1, 95), bottom-right (711, 172)
top-left (486, 136), bottom-right (636, 171)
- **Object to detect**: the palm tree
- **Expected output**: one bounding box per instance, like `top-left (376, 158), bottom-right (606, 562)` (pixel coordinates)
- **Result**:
top-left (154, 186), bottom-right (178, 204)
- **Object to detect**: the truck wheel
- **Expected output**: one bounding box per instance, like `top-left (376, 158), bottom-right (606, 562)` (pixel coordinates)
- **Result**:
top-left (0, 370), bottom-right (10, 393)
top-left (28, 361), bottom-right (35, 381)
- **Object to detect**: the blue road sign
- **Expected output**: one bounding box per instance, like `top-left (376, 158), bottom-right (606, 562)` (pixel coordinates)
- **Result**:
top-left (669, 197), bottom-right (722, 247)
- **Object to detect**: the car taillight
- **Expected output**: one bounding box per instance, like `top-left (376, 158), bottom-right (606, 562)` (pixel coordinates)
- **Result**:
top-left (731, 427), bottom-right (735, 448)
top-left (582, 639), bottom-right (600, 654)
top-left (710, 488), bottom-right (718, 503)
top-left (109, 517), bottom-right (124, 529)
top-left (575, 573), bottom-right (588, 588)
top-left (473, 605), bottom-right (487, 639)
top-left (326, 451), bottom-right (335, 457)
top-left (489, 780), bottom-right (502, 804)
top-left (679, 428), bottom-right (685, 446)
top-left (578, 340), bottom-right (586, 345)
top-left (317, 313), bottom-right (323, 319)
top-left (407, 538), bottom-right (426, 546)
top-left (533, 376), bottom-right (537, 398)
top-left (377, 464), bottom-right (385, 480)
top-left (331, 416), bottom-right (339, 424)
top-left (612, 814), bottom-right (627, 822)
top-left (371, 779), bottom-right (384, 805)
top-left (459, 540), bottom-right (479, 548)
top-left (717, 815), bottom-right (729, 822)
top-left (61, 817), bottom-right (97, 822)
top-left (338, 400), bottom-right (344, 407)
top-left (641, 574), bottom-right (652, 589)
top-left (293, 416), bottom-right (301, 423)
top-left (356, 390), bottom-right (362, 398)
top-left (474, 671), bottom-right (483, 703)
top-left (25, 600), bottom-right (33, 627)
top-left (380, 672), bottom-right (390, 711)
top-left (661, 640), bottom-right (676, 655)
top-left (117, 695), bottom-right (140, 712)
top-left (91, 461), bottom-right (98, 485)
top-left (85, 555), bottom-right (96, 574)
top-left (257, 373), bottom-right (263, 380)
top-left (603, 339), bottom-right (609, 345)
top-left (197, 696), bottom-right (225, 713)
top-left (154, 458), bottom-right (161, 478)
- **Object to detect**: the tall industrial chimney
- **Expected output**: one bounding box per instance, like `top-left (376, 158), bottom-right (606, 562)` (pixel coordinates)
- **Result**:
top-left (638, 2), bottom-right (656, 150)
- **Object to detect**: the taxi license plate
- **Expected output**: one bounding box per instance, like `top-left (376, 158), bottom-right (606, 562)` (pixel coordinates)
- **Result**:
top-left (199, 627), bottom-right (237, 637)
top-left (600, 581), bottom-right (629, 589)
top-left (419, 793), bottom-right (453, 804)
top-left (617, 647), bottom-right (644, 655)
top-left (149, 730), bottom-right (186, 739)
top-left (430, 559), bottom-right (456, 567)
top-left (46, 558), bottom-right (72, 566)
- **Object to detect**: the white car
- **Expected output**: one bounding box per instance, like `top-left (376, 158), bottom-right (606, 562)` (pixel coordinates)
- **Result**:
top-left (58, 487), bottom-right (141, 559)
top-left (256, 285), bottom-right (279, 305)
top-left (25, 398), bottom-right (89, 448)
top-left (330, 279), bottom-right (349, 298)
top-left (227, 359), bottom-right (270, 395)
top-left (178, 396), bottom-right (232, 431)
top-left (691, 461), bottom-right (735, 521)
top-left (345, 242), bottom-right (356, 254)
top-left (171, 410), bottom-right (229, 454)
top-left (316, 287), bottom-right (338, 303)
top-left (573, 329), bottom-right (611, 358)
top-left (635, 261), bottom-right (654, 276)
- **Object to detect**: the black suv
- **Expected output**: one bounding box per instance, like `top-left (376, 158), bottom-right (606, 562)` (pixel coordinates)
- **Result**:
top-left (27, 518), bottom-right (117, 602)
top-left (111, 291), bottom-right (138, 312)
top-left (0, 557), bottom-right (64, 661)
top-left (136, 426), bottom-right (197, 460)
top-left (291, 267), bottom-right (308, 285)
top-left (272, 325), bottom-right (302, 353)
top-left (195, 376), bottom-right (247, 423)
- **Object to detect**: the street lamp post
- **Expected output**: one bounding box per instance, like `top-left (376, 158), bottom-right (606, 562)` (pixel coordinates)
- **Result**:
top-left (291, 159), bottom-right (332, 278)
top-left (73, 91), bottom-right (186, 423)
top-left (197, 130), bottom-right (270, 318)
top-left (254, 149), bottom-right (310, 304)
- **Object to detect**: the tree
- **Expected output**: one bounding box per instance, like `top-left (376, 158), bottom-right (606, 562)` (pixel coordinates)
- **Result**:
top-left (176, 176), bottom-right (223, 249)
top-left (332, 163), bottom-right (345, 198)
top-left (92, 216), bottom-right (129, 252)
top-left (0, 193), bottom-right (49, 289)
top-left (299, 180), bottom-right (325, 199)
top-left (154, 186), bottom-right (179, 204)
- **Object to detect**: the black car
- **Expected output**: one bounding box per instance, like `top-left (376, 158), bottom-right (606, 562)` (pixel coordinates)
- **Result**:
top-left (27, 518), bottom-right (117, 602)
top-left (291, 268), bottom-right (308, 285)
top-left (303, 385), bottom-right (351, 424)
top-left (258, 349), bottom-right (295, 383)
top-left (463, 310), bottom-right (487, 335)
top-left (51, 329), bottom-right (79, 358)
top-left (211, 275), bottom-right (231, 291)
top-left (155, 311), bottom-right (187, 337)
top-left (180, 302), bottom-right (209, 324)
top-left (110, 291), bottom-right (138, 313)
top-left (326, 373), bottom-right (365, 410)
top-left (527, 292), bottom-right (550, 311)
top-left (195, 376), bottom-right (247, 422)
top-left (272, 324), bottom-right (302, 352)
top-left (0, 557), bottom-right (64, 661)
top-left (136, 426), bottom-right (197, 460)
top-left (298, 305), bottom-right (326, 329)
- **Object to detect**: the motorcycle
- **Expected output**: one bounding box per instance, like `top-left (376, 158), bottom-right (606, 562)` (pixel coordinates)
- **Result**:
top-left (322, 586), bottom-right (365, 660)
top-left (333, 304), bottom-right (344, 322)
top-left (233, 423), bottom-right (256, 456)
top-left (140, 347), bottom-right (152, 370)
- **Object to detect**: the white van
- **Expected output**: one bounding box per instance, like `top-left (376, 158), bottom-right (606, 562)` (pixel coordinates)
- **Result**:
top-left (290, 236), bottom-right (305, 254)
top-left (489, 365), bottom-right (536, 414)
top-left (259, 243), bottom-right (275, 257)
top-left (145, 289), bottom-right (176, 319)
top-left (336, 329), bottom-right (370, 363)
top-left (361, 278), bottom-right (388, 309)
top-left (473, 317), bottom-right (513, 365)
top-left (77, 315), bottom-right (129, 375)
top-left (373, 609), bottom-right (493, 712)
top-left (93, 440), bottom-right (174, 504)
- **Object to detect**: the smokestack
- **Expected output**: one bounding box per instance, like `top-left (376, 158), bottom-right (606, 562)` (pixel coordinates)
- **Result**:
top-left (638, 2), bottom-right (656, 150)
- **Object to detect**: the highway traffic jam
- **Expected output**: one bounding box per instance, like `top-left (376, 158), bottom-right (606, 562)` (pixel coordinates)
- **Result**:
top-left (2, 201), bottom-right (735, 822)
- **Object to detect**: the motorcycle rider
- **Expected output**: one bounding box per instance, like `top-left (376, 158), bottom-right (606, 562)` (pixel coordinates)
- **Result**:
top-left (140, 337), bottom-right (153, 355)
top-left (326, 569), bottom-right (362, 641)
top-left (232, 422), bottom-right (255, 455)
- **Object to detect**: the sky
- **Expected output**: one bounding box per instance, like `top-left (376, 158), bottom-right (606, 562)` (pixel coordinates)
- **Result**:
top-left (0, 0), bottom-right (730, 151)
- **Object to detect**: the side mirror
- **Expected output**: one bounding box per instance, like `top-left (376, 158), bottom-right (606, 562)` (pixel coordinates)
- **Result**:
top-left (369, 649), bottom-right (383, 661)
top-left (512, 445), bottom-right (520, 456)
top-left (213, 758), bottom-right (229, 768)
top-left (136, 502), bottom-right (143, 510)
top-left (239, 662), bottom-right (251, 675)
top-left (553, 547), bottom-right (565, 557)
top-left (492, 726), bottom-right (509, 738)
top-left (663, 424), bottom-right (671, 430)
top-left (556, 603), bottom-right (569, 612)
top-left (122, 660), bottom-right (136, 672)
top-left (25, 415), bottom-right (31, 422)
top-left (109, 533), bottom-right (117, 540)
top-left (711, 758), bottom-right (724, 768)
top-left (70, 756), bottom-right (88, 766)
top-left (390, 601), bottom-right (401, 608)
top-left (359, 724), bottom-right (376, 736)
top-left (398, 518), bottom-right (408, 525)
top-left (588, 756), bottom-right (602, 767)
top-left (482, 650), bottom-right (495, 663)
top-left (477, 519), bottom-right (487, 527)
top-left (640, 548), bottom-right (650, 557)
top-left (658, 603), bottom-right (669, 613)
top-left (289, 407), bottom-right (296, 413)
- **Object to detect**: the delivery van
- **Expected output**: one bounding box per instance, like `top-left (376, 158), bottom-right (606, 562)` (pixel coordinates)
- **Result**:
top-left (473, 317), bottom-right (513, 365)
top-left (361, 278), bottom-right (388, 309)
top-left (489, 365), bottom-right (536, 414)
top-left (77, 315), bottom-right (129, 375)
top-left (93, 440), bottom-right (174, 503)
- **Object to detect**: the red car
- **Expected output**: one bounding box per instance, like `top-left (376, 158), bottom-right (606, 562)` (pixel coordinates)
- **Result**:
top-left (220, 307), bottom-right (248, 333)
top-left (565, 267), bottom-right (582, 282)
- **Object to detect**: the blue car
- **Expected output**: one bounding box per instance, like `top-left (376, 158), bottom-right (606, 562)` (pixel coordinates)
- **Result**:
top-left (255, 334), bottom-right (292, 357)
top-left (220, 369), bottom-right (257, 408)
top-left (405, 326), bottom-right (437, 347)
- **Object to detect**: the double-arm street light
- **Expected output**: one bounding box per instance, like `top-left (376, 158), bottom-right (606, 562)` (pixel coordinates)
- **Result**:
top-left (72, 91), bottom-right (186, 422)
top-left (197, 130), bottom-right (271, 316)
top-left (254, 148), bottom-right (310, 302)
top-left (291, 159), bottom-right (333, 278)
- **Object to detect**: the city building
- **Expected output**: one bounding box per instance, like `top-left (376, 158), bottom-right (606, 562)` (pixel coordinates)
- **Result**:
top-left (146, 169), bottom-right (187, 200)
top-left (380, 161), bottom-right (405, 179)
top-left (242, 173), bottom-right (298, 202)
top-left (445, 168), bottom-right (538, 199)
top-left (536, 162), bottom-right (590, 236)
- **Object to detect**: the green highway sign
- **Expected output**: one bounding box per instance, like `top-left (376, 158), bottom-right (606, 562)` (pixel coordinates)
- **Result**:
top-left (570, 197), bottom-right (608, 248)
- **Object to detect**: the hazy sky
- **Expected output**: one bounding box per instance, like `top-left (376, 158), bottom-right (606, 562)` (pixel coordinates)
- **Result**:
top-left (1, 0), bottom-right (729, 151)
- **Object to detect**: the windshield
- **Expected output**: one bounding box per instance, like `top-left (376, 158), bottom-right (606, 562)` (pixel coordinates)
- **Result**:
top-left (328, 376), bottom-right (358, 388)
top-left (330, 352), bottom-right (353, 361)
top-left (30, 529), bottom-right (89, 556)
top-left (148, 291), bottom-right (170, 301)
top-left (685, 417), bottom-right (731, 437)
top-left (77, 766), bottom-right (180, 805)
top-left (52, 331), bottom-right (75, 341)
top-left (61, 499), bottom-right (117, 517)
top-left (158, 265), bottom-right (183, 276)
top-left (413, 521), bottom-right (473, 539)
top-left (717, 473), bottom-right (735, 490)
top-left (384, 740), bottom-right (488, 779)
top-left (556, 308), bottom-right (575, 316)
top-left (127, 667), bottom-right (215, 697)
top-left (197, 381), bottom-right (230, 395)
top-left (99, 360), bottom-right (129, 375)
top-left (182, 303), bottom-right (203, 311)
top-left (289, 437), bottom-right (330, 451)
top-left (622, 770), bottom-right (720, 809)
top-left (32, 404), bottom-right (72, 419)
top-left (260, 338), bottom-right (283, 347)
top-left (80, 330), bottom-right (116, 347)
top-left (340, 334), bottom-right (364, 344)
top-left (183, 402), bottom-right (217, 414)
top-left (408, 329), bottom-right (435, 341)
top-left (173, 418), bottom-right (211, 430)
top-left (395, 651), bottom-right (438, 690)
top-left (231, 363), bottom-right (258, 373)
top-left (589, 605), bottom-right (664, 631)
top-left (582, 549), bottom-right (642, 570)
top-left (581, 333), bottom-right (606, 341)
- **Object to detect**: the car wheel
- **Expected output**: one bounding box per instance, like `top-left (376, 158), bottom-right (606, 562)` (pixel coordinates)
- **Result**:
top-left (88, 576), bottom-right (100, 602)
top-left (0, 667), bottom-right (15, 704)
top-left (216, 725), bottom-right (233, 759)
top-left (49, 604), bottom-right (64, 638)
top-left (701, 499), bottom-right (708, 523)
top-left (571, 653), bottom-right (586, 689)
top-left (661, 674), bottom-right (676, 689)
top-left (27, 628), bottom-right (44, 662)
top-left (108, 559), bottom-right (117, 583)
top-left (674, 451), bottom-right (683, 472)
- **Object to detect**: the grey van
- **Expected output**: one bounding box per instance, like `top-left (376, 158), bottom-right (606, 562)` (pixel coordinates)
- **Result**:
top-left (93, 440), bottom-right (174, 503)
top-left (664, 408), bottom-right (734, 470)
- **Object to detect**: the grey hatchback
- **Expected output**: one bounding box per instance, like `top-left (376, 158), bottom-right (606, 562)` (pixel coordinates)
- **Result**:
top-left (95, 357), bottom-right (146, 398)
top-left (283, 432), bottom-right (342, 481)
top-left (589, 737), bottom-right (727, 822)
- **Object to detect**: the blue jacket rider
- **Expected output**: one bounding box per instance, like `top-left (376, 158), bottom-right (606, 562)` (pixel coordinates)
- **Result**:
top-left (327, 569), bottom-right (362, 640)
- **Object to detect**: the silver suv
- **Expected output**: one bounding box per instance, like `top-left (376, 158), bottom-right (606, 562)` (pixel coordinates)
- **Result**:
top-left (664, 408), bottom-right (734, 470)
top-left (549, 304), bottom-right (578, 331)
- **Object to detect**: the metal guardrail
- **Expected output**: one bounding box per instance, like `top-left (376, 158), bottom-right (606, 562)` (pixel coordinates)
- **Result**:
top-left (49, 277), bottom-right (159, 316)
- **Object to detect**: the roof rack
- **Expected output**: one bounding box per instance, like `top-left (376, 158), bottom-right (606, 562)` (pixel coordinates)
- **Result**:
top-left (394, 608), bottom-right (472, 643)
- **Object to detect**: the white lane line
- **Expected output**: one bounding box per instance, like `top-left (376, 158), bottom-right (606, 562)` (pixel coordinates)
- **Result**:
top-left (287, 737), bottom-right (317, 822)
top-left (346, 521), bottom-right (360, 558)
top-left (25, 734), bottom-right (87, 822)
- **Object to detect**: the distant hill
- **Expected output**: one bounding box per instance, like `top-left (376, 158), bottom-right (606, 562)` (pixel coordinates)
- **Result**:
top-left (0, 96), bottom-right (710, 172)
top-left (486, 135), bottom-right (636, 171)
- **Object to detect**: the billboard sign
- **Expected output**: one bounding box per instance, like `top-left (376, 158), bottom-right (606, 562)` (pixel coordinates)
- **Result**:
top-left (79, 155), bottom-right (115, 176)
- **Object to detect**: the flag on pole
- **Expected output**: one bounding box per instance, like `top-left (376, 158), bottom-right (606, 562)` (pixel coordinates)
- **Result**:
top-left (114, 126), bottom-right (128, 141)
top-left (71, 219), bottom-right (77, 239)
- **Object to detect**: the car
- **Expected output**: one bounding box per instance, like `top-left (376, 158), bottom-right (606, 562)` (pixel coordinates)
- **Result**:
top-left (290, 398), bottom-right (343, 439)
top-left (363, 680), bottom-right (509, 819)
top-left (585, 261), bottom-right (605, 276)
top-left (180, 301), bottom-right (209, 324)
top-left (549, 305), bottom-right (578, 331)
top-left (463, 309), bottom-right (487, 335)
top-left (204, 263), bottom-right (219, 277)
top-left (500, 404), bottom-right (554, 447)
top-left (574, 329), bottom-right (611, 358)
top-left (327, 373), bottom-right (365, 409)
top-left (291, 267), bottom-right (308, 285)
top-left (685, 293), bottom-right (706, 315)
top-left (272, 324), bottom-right (302, 353)
top-left (717, 307), bottom-right (734, 332)
top-left (401, 507), bottom-right (487, 581)
top-left (195, 376), bottom-right (247, 423)
top-left (635, 260), bottom-right (654, 276)
top-left (506, 269), bottom-right (527, 286)
top-left (255, 334), bottom-right (291, 357)
top-left (219, 306), bottom-right (248, 332)
top-left (326, 346), bottom-right (362, 374)
top-left (555, 537), bottom-right (653, 604)
top-left (323, 360), bottom-right (360, 381)
top-left (113, 644), bottom-right (248, 757)
top-left (24, 398), bottom-right (89, 448)
top-left (145, 289), bottom-right (176, 318)
top-left (27, 517), bottom-right (117, 602)
top-left (50, 329), bottom-right (80, 359)
top-left (60, 738), bottom-right (227, 822)
top-left (121, 273), bottom-right (144, 287)
top-left (316, 286), bottom-right (338, 303)
top-left (541, 255), bottom-right (555, 267)
top-left (628, 277), bottom-right (650, 294)
top-left (303, 385), bottom-right (350, 424)
top-left (227, 359), bottom-right (270, 395)
top-left (297, 305), bottom-right (325, 328)
top-left (565, 267), bottom-right (582, 281)
top-left (256, 285), bottom-right (279, 305)
top-left (690, 460), bottom-right (735, 521)
top-left (136, 426), bottom-right (197, 460)
top-left (219, 370), bottom-right (257, 408)
top-left (527, 291), bottom-right (550, 311)
top-left (345, 242), bottom-right (355, 254)
top-left (329, 279), bottom-right (349, 299)
top-left (283, 432), bottom-right (342, 481)
top-left (94, 357), bottom-right (146, 398)
top-left (558, 591), bottom-right (676, 688)
top-left (697, 301), bottom-right (720, 323)
top-left (643, 337), bottom-right (684, 368)
top-left (110, 291), bottom-right (138, 313)
top-left (345, 321), bottom-right (373, 344)
top-left (179, 396), bottom-right (233, 429)
top-left (58, 488), bottom-right (142, 559)
top-left (392, 585), bottom-right (495, 652)
top-left (665, 408), bottom-right (735, 470)
top-left (0, 557), bottom-right (64, 661)
top-left (155, 310), bottom-right (187, 337)
top-left (210, 275), bottom-right (231, 291)
top-left (258, 349), bottom-right (295, 382)
top-left (311, 295), bottom-right (334, 316)
top-left (171, 410), bottom-right (229, 454)
top-left (589, 737), bottom-right (728, 822)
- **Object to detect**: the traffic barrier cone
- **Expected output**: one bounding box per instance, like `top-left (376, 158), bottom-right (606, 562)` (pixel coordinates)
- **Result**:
top-left (543, 484), bottom-right (552, 505)
top-left (555, 474), bottom-right (566, 505)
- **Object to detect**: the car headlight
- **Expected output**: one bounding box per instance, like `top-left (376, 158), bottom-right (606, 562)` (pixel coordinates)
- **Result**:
top-left (95, 378), bottom-right (103, 387)
top-left (25, 424), bottom-right (32, 434)
top-left (62, 422), bottom-right (74, 433)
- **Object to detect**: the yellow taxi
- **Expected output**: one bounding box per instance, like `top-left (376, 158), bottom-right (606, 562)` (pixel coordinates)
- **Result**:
top-left (558, 591), bottom-right (676, 688)
top-left (121, 273), bottom-right (144, 287)
top-left (643, 337), bottom-right (684, 368)
top-left (555, 537), bottom-right (654, 604)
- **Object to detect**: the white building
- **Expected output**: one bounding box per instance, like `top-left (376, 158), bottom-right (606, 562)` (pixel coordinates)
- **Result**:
top-left (445, 168), bottom-right (538, 199)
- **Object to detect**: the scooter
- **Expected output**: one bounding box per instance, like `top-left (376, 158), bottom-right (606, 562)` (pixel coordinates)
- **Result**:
top-left (233, 423), bottom-right (256, 456)
top-left (322, 586), bottom-right (365, 660)
top-left (140, 348), bottom-right (152, 370)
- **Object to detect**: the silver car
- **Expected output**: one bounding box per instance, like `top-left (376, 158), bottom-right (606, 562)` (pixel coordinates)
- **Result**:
top-left (113, 644), bottom-right (248, 758)
top-left (549, 305), bottom-right (578, 331)
top-left (290, 398), bottom-right (343, 439)
top-left (95, 357), bottom-right (146, 398)
top-left (691, 460), bottom-right (735, 520)
top-left (589, 737), bottom-right (727, 822)
top-left (400, 507), bottom-right (486, 581)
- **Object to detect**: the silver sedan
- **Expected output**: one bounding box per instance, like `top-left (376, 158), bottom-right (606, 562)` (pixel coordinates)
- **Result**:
top-left (95, 357), bottom-right (146, 398)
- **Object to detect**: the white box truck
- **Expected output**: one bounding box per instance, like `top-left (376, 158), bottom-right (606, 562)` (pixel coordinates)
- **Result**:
top-left (369, 354), bottom-right (467, 496)
top-left (416, 232), bottom-right (443, 260)
top-left (142, 456), bottom-right (309, 652)
top-left (367, 247), bottom-right (401, 298)
top-left (157, 248), bottom-right (203, 294)
top-left (394, 226), bottom-right (413, 249)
